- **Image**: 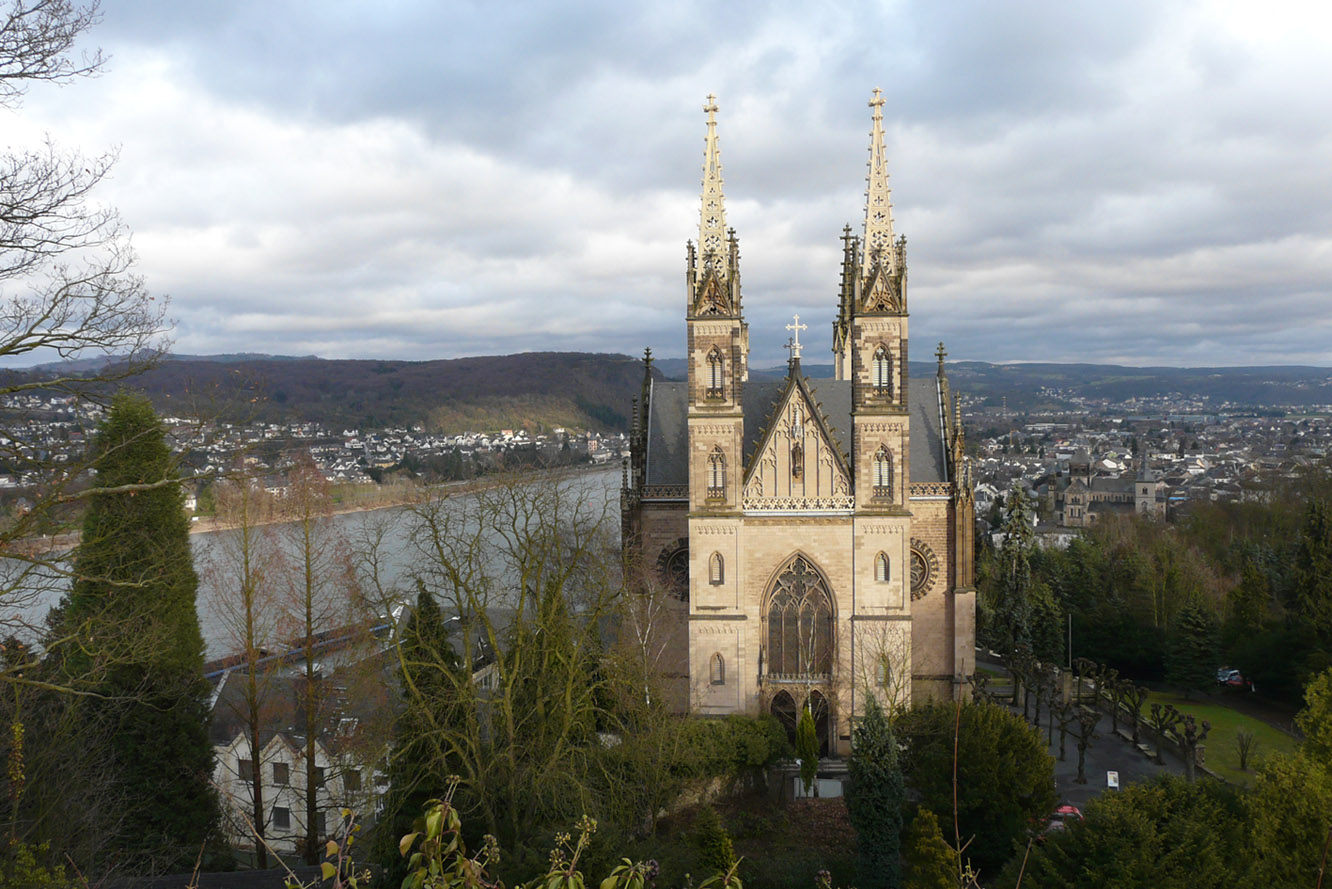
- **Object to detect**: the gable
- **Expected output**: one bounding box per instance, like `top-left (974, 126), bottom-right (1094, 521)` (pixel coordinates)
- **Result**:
top-left (742, 376), bottom-right (852, 509)
top-left (642, 377), bottom-right (949, 492)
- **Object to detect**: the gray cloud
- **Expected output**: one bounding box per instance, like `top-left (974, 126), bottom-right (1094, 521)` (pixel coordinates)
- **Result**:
top-left (8, 0), bottom-right (1330, 369)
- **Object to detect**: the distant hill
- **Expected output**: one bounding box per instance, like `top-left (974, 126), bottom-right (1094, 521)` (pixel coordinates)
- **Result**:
top-left (654, 358), bottom-right (1332, 410)
top-left (9, 352), bottom-right (1332, 432)
top-left (4, 353), bottom-right (661, 434)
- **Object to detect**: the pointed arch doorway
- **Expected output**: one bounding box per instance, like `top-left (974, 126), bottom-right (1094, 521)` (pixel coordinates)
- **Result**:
top-left (770, 690), bottom-right (798, 747)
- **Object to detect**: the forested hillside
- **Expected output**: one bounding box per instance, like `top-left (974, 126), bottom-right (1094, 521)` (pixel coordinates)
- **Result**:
top-left (5, 352), bottom-right (659, 433)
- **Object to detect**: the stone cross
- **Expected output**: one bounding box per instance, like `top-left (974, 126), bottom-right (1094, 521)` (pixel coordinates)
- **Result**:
top-left (786, 315), bottom-right (808, 360)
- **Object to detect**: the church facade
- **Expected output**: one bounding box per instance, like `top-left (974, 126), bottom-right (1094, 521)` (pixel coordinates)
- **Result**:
top-left (621, 93), bottom-right (976, 755)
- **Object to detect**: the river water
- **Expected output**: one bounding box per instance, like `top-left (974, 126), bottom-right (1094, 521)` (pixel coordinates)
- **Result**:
top-left (1, 468), bottom-right (621, 659)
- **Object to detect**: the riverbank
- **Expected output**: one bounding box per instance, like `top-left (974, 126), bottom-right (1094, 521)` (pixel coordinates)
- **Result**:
top-left (13, 463), bottom-right (617, 554)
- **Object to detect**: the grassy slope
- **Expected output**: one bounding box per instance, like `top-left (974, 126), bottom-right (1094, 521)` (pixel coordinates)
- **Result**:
top-left (1146, 690), bottom-right (1298, 785)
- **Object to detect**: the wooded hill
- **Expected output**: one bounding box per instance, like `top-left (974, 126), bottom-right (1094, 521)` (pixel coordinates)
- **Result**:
top-left (7, 352), bottom-right (659, 434)
top-left (653, 359), bottom-right (1332, 411)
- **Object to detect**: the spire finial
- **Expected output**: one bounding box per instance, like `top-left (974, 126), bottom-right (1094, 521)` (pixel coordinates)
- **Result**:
top-left (936, 341), bottom-right (947, 375)
top-left (786, 314), bottom-right (808, 360)
top-left (861, 87), bottom-right (896, 278)
top-left (699, 93), bottom-right (729, 277)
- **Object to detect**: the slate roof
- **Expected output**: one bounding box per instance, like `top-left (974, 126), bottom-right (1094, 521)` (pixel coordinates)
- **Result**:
top-left (644, 374), bottom-right (949, 489)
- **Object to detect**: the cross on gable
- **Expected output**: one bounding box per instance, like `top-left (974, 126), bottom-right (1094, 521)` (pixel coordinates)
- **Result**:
top-left (785, 314), bottom-right (808, 360)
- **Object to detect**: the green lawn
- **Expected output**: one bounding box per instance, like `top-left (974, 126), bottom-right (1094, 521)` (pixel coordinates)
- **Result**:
top-left (1144, 690), bottom-right (1298, 786)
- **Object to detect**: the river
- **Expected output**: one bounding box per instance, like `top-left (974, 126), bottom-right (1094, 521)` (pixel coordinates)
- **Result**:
top-left (0, 468), bottom-right (621, 659)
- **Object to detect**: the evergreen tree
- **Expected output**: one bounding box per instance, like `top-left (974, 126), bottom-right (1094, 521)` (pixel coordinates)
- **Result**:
top-left (845, 696), bottom-right (904, 889)
top-left (901, 808), bottom-right (956, 889)
top-left (692, 805), bottom-right (736, 877)
top-left (1224, 559), bottom-right (1270, 649)
top-left (796, 703), bottom-right (819, 795)
top-left (1291, 499), bottom-right (1332, 644)
top-left (1166, 601), bottom-right (1217, 699)
top-left (375, 585), bottom-right (461, 887)
top-left (49, 395), bottom-right (221, 873)
top-left (991, 488), bottom-right (1035, 662)
top-left (898, 700), bottom-right (1056, 872)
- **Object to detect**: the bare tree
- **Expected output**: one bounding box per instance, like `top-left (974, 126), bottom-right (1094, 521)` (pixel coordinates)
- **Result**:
top-left (852, 619), bottom-right (914, 716)
top-left (0, 0), bottom-right (170, 669)
top-left (279, 453), bottom-right (362, 865)
top-left (205, 476), bottom-right (282, 868)
top-left (1147, 702), bottom-right (1182, 765)
top-left (1173, 714), bottom-right (1211, 783)
top-left (1073, 705), bottom-right (1099, 784)
top-left (370, 471), bottom-right (625, 846)
top-left (1126, 683), bottom-right (1150, 747)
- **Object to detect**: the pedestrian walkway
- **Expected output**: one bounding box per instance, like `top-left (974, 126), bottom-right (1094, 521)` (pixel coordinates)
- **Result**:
top-left (977, 655), bottom-right (1186, 813)
top-left (1011, 698), bottom-right (1185, 813)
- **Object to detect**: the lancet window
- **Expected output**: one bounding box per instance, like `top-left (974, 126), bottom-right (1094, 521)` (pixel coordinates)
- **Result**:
top-left (873, 446), bottom-right (893, 498)
top-left (872, 345), bottom-right (892, 395)
top-left (765, 555), bottom-right (834, 679)
top-left (874, 552), bottom-right (890, 583)
top-left (710, 653), bottom-right (725, 686)
top-left (709, 552), bottom-right (724, 585)
top-left (706, 347), bottom-right (724, 399)
top-left (707, 448), bottom-right (726, 498)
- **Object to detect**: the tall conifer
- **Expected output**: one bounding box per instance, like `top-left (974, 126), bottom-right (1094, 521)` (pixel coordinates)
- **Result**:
top-left (52, 395), bottom-right (221, 872)
top-left (375, 586), bottom-right (460, 885)
top-left (846, 696), bottom-right (904, 889)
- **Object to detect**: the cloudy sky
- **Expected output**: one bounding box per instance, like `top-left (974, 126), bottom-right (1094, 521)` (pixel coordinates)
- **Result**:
top-left (10, 0), bottom-right (1332, 367)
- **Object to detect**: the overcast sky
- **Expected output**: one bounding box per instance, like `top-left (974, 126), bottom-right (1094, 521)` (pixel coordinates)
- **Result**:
top-left (10, 0), bottom-right (1332, 367)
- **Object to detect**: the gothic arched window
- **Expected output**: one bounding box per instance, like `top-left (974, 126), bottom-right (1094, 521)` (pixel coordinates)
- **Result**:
top-left (710, 652), bottom-right (725, 686)
top-left (874, 552), bottom-right (890, 583)
top-left (706, 347), bottom-right (724, 399)
top-left (765, 555), bottom-right (834, 678)
top-left (873, 446), bottom-right (893, 498)
top-left (872, 345), bottom-right (892, 395)
top-left (707, 447), bottom-right (726, 498)
top-left (709, 552), bottom-right (724, 585)
top-left (878, 655), bottom-right (892, 688)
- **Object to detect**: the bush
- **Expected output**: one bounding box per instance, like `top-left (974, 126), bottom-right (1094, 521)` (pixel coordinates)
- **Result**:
top-left (997, 775), bottom-right (1246, 889)
top-left (898, 700), bottom-right (1056, 873)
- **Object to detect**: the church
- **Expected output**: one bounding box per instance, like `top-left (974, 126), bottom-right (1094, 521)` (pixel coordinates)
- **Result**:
top-left (621, 93), bottom-right (976, 756)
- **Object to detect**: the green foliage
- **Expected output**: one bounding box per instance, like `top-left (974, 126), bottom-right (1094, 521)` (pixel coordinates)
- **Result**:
top-left (845, 697), bottom-right (903, 889)
top-left (1245, 753), bottom-right (1332, 887)
top-left (375, 587), bottom-right (464, 887)
top-left (900, 808), bottom-right (956, 889)
top-left (692, 806), bottom-right (736, 877)
top-left (1296, 666), bottom-right (1332, 762)
top-left (45, 395), bottom-right (222, 873)
top-left (1165, 601), bottom-right (1217, 699)
top-left (395, 791), bottom-right (741, 889)
top-left (1292, 499), bottom-right (1332, 644)
top-left (674, 715), bottom-right (792, 779)
top-left (997, 775), bottom-right (1247, 889)
top-left (796, 706), bottom-right (818, 795)
top-left (899, 700), bottom-right (1056, 873)
top-left (988, 490), bottom-right (1035, 660)
top-left (0, 842), bottom-right (77, 889)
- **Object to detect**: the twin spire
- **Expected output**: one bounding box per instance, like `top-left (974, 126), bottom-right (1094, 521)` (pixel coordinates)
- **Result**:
top-left (862, 87), bottom-right (897, 278)
top-left (694, 91), bottom-right (904, 324)
top-left (698, 93), bottom-right (730, 277)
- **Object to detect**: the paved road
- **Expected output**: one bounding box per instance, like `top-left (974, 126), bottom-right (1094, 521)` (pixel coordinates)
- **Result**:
top-left (1008, 697), bottom-right (1185, 813)
top-left (978, 655), bottom-right (1186, 813)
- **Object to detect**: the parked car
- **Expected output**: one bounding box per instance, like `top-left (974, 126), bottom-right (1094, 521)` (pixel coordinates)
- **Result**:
top-left (1216, 668), bottom-right (1252, 690)
top-left (1037, 804), bottom-right (1084, 841)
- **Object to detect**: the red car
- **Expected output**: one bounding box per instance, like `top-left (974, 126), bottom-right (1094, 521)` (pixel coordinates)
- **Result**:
top-left (1037, 805), bottom-right (1084, 841)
